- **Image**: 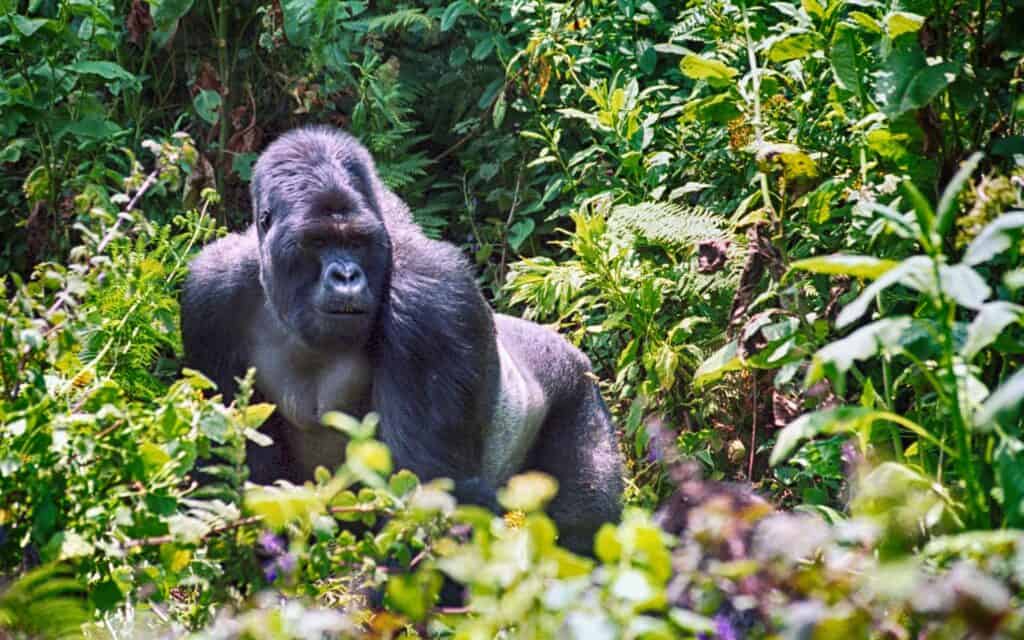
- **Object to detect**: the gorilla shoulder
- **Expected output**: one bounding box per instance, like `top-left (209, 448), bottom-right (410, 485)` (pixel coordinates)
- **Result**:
top-left (180, 227), bottom-right (262, 398)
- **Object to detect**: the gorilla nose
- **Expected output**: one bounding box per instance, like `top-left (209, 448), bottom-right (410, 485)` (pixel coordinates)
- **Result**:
top-left (324, 262), bottom-right (366, 293)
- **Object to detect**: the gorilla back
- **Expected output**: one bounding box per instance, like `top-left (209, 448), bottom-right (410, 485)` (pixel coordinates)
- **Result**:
top-left (180, 126), bottom-right (623, 553)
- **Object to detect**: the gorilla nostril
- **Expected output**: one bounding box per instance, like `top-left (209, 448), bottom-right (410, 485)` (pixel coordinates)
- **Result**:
top-left (325, 262), bottom-right (365, 289)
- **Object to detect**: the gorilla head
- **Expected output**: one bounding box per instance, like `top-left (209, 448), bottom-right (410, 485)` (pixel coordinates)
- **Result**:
top-left (250, 128), bottom-right (391, 347)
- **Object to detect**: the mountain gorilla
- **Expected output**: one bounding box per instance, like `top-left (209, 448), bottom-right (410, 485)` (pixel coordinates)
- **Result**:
top-left (180, 126), bottom-right (622, 553)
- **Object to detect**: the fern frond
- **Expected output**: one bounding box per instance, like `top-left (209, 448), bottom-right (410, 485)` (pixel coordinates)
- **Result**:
top-left (364, 9), bottom-right (434, 33)
top-left (608, 202), bottom-right (728, 249)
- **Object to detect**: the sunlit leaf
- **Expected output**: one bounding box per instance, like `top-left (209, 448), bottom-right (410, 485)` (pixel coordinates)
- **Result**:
top-left (790, 254), bottom-right (899, 279)
top-left (693, 339), bottom-right (742, 387)
top-left (679, 54), bottom-right (738, 87)
top-left (975, 368), bottom-right (1024, 431)
top-left (962, 302), bottom-right (1024, 359)
top-left (963, 211), bottom-right (1024, 266)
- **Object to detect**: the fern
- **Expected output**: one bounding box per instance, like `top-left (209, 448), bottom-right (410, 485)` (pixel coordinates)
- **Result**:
top-left (608, 202), bottom-right (729, 249)
top-left (363, 8), bottom-right (434, 33)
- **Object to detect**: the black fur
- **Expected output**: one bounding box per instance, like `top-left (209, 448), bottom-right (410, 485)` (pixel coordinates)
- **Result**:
top-left (180, 126), bottom-right (623, 553)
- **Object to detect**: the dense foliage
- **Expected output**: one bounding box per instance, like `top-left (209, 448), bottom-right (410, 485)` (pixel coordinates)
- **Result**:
top-left (3, 0), bottom-right (1024, 637)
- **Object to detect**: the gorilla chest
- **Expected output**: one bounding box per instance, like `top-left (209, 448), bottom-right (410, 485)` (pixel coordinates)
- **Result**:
top-left (250, 343), bottom-right (373, 431)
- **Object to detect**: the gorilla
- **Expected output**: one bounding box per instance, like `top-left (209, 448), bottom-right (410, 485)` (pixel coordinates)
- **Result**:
top-left (180, 126), bottom-right (622, 553)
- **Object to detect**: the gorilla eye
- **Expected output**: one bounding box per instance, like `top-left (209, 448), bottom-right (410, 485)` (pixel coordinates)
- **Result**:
top-left (258, 210), bottom-right (272, 233)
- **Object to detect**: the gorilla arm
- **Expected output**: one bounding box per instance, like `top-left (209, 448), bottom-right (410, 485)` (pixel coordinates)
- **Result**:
top-left (371, 216), bottom-right (503, 507)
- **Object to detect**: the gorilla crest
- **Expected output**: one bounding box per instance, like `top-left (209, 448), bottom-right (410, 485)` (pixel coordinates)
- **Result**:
top-left (181, 126), bottom-right (623, 552)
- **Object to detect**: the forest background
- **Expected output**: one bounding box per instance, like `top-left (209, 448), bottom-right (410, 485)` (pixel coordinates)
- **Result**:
top-left (2, 0), bottom-right (1024, 638)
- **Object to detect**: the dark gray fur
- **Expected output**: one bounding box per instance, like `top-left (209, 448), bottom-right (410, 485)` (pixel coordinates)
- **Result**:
top-left (180, 126), bottom-right (622, 553)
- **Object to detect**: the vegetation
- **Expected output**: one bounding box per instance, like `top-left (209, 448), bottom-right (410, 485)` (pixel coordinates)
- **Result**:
top-left (2, 0), bottom-right (1024, 637)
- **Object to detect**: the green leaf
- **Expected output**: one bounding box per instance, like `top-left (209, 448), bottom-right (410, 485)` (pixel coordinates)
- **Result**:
top-left (975, 368), bottom-right (1024, 431)
top-left (440, 0), bottom-right (470, 31)
top-left (492, 90), bottom-right (507, 128)
top-left (10, 15), bottom-right (50, 37)
top-left (875, 42), bottom-right (958, 118)
top-left (246, 483), bottom-right (326, 529)
top-left (507, 218), bottom-right (535, 252)
top-left (151, 0), bottom-right (195, 47)
top-left (900, 179), bottom-right (938, 250)
top-left (385, 569), bottom-right (443, 622)
top-left (791, 254), bottom-right (900, 279)
top-left (56, 117), bottom-right (123, 141)
top-left (679, 54), bottom-right (738, 87)
top-left (962, 302), bottom-right (1024, 359)
top-left (886, 11), bottom-right (925, 39)
top-left (280, 0), bottom-right (317, 46)
top-left (936, 152), bottom-right (983, 237)
top-left (693, 340), bottom-right (742, 387)
top-left (996, 438), bottom-right (1024, 527)
top-left (192, 89), bottom-right (221, 125)
top-left (963, 211), bottom-right (1024, 266)
top-left (830, 25), bottom-right (864, 98)
top-left (771, 407), bottom-right (879, 465)
top-left (66, 61), bottom-right (136, 83)
top-left (768, 32), bottom-right (818, 62)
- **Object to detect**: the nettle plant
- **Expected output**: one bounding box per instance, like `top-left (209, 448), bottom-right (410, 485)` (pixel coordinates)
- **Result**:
top-left (770, 155), bottom-right (1024, 530)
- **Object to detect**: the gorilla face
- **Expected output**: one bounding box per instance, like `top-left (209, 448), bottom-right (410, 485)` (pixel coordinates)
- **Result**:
top-left (251, 129), bottom-right (391, 347)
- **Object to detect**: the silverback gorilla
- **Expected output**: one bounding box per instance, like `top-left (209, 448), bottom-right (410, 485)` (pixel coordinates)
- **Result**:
top-left (180, 126), bottom-right (623, 553)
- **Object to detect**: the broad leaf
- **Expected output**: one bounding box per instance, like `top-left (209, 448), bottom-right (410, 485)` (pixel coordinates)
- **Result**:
top-left (809, 317), bottom-right (915, 385)
top-left (679, 54), bottom-right (738, 87)
top-left (767, 32), bottom-right (818, 62)
top-left (771, 407), bottom-right (880, 465)
top-left (830, 25), bottom-right (863, 98)
top-left (962, 302), bottom-right (1024, 359)
top-left (791, 254), bottom-right (899, 279)
top-left (837, 256), bottom-right (932, 327)
top-left (975, 368), bottom-right (1024, 431)
top-left (693, 340), bottom-right (742, 387)
top-left (939, 264), bottom-right (990, 310)
top-left (875, 42), bottom-right (958, 118)
top-left (963, 211), bottom-right (1024, 266)
top-left (886, 11), bottom-right (925, 39)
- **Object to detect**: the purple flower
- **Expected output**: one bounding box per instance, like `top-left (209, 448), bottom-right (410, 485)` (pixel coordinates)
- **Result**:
top-left (259, 531), bottom-right (286, 556)
top-left (714, 613), bottom-right (739, 640)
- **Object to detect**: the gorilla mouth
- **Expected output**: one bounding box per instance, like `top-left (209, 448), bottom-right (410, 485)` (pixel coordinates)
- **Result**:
top-left (320, 306), bottom-right (367, 316)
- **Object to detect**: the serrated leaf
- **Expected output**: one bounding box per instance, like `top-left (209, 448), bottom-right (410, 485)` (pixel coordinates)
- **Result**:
top-left (963, 211), bottom-right (1024, 266)
top-left (962, 302), bottom-right (1024, 359)
top-left (791, 254), bottom-right (900, 279)
top-left (67, 61), bottom-right (136, 83)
